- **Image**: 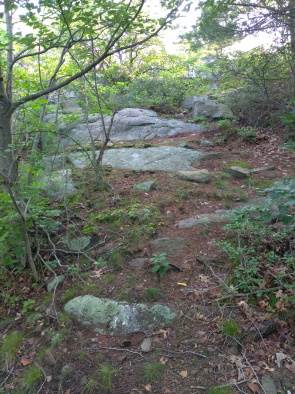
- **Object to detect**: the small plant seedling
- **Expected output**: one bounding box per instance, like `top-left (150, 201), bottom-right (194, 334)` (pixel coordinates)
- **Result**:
top-left (149, 253), bottom-right (170, 278)
top-left (142, 361), bottom-right (165, 383)
top-left (145, 287), bottom-right (163, 302)
top-left (22, 365), bottom-right (44, 389)
top-left (21, 299), bottom-right (36, 314)
top-left (0, 331), bottom-right (24, 365)
top-left (99, 364), bottom-right (117, 389)
top-left (221, 319), bottom-right (240, 337)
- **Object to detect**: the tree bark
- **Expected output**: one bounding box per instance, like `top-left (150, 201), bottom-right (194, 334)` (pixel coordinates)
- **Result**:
top-left (288, 0), bottom-right (295, 91)
top-left (0, 72), bottom-right (17, 183)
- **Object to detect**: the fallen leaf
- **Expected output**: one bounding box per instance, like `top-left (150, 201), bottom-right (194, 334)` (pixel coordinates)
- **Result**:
top-left (159, 357), bottom-right (168, 364)
top-left (179, 370), bottom-right (188, 378)
top-left (46, 376), bottom-right (52, 383)
top-left (285, 363), bottom-right (295, 374)
top-left (20, 358), bottom-right (32, 366)
top-left (90, 269), bottom-right (103, 278)
top-left (177, 283), bottom-right (187, 286)
top-left (229, 355), bottom-right (243, 368)
top-left (261, 362), bottom-right (275, 371)
top-left (193, 313), bottom-right (206, 320)
top-left (247, 381), bottom-right (261, 393)
top-left (275, 352), bottom-right (288, 368)
top-left (198, 275), bottom-right (210, 283)
top-left (144, 384), bottom-right (152, 392)
top-left (154, 328), bottom-right (169, 339)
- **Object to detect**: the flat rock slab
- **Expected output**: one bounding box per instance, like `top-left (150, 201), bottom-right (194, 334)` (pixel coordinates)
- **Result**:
top-left (175, 169), bottom-right (211, 183)
top-left (68, 146), bottom-right (204, 171)
top-left (64, 295), bottom-right (178, 336)
top-left (152, 238), bottom-right (189, 256)
top-left (176, 210), bottom-right (233, 229)
top-left (176, 198), bottom-right (278, 229)
top-left (229, 166), bottom-right (251, 178)
top-left (60, 108), bottom-right (205, 147)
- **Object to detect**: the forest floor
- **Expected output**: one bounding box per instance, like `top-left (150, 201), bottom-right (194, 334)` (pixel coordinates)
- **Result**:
top-left (0, 122), bottom-right (295, 394)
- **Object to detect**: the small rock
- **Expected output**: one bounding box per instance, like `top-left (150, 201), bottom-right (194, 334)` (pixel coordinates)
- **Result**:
top-left (263, 174), bottom-right (277, 179)
top-left (261, 375), bottom-right (277, 394)
top-left (200, 140), bottom-right (215, 147)
top-left (228, 345), bottom-right (241, 355)
top-left (133, 181), bottom-right (157, 192)
top-left (200, 151), bottom-right (222, 160)
top-left (250, 166), bottom-right (276, 174)
top-left (80, 375), bottom-right (88, 386)
top-left (61, 365), bottom-right (73, 376)
top-left (140, 337), bottom-right (152, 352)
top-left (152, 237), bottom-right (188, 256)
top-left (179, 142), bottom-right (193, 149)
top-left (176, 169), bottom-right (211, 183)
top-left (44, 349), bottom-right (56, 366)
top-left (229, 166), bottom-right (251, 178)
top-left (47, 275), bottom-right (65, 292)
top-left (129, 258), bottom-right (147, 266)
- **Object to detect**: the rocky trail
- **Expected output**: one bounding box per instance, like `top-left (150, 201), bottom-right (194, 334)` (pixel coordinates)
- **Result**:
top-left (1, 111), bottom-right (295, 394)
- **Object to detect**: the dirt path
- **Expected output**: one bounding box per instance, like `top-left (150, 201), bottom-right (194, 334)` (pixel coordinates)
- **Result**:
top-left (0, 126), bottom-right (294, 393)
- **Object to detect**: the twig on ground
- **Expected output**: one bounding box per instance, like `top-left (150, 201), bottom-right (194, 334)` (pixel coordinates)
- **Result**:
top-left (154, 347), bottom-right (207, 358)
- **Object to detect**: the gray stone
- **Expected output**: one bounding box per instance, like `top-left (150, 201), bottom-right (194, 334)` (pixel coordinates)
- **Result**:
top-left (250, 166), bottom-right (276, 174)
top-left (178, 142), bottom-right (193, 149)
top-left (229, 166), bottom-right (251, 178)
top-left (60, 101), bottom-right (83, 114)
top-left (200, 152), bottom-right (223, 160)
top-left (152, 238), bottom-right (188, 256)
top-left (40, 169), bottom-right (76, 199)
top-left (129, 258), bottom-right (147, 266)
top-left (68, 146), bottom-right (204, 171)
top-left (42, 154), bottom-right (67, 170)
top-left (133, 181), bottom-right (157, 192)
top-left (87, 113), bottom-right (101, 123)
top-left (47, 275), bottom-right (65, 292)
top-left (140, 337), bottom-right (152, 352)
top-left (200, 140), bottom-right (215, 147)
top-left (176, 198), bottom-right (278, 229)
top-left (175, 169), bottom-right (211, 183)
top-left (60, 108), bottom-right (205, 147)
top-left (80, 376), bottom-right (88, 386)
top-left (181, 95), bottom-right (234, 120)
top-left (61, 365), bottom-right (73, 376)
top-left (44, 349), bottom-right (56, 366)
top-left (64, 296), bottom-right (178, 336)
top-left (261, 376), bottom-right (277, 394)
top-left (176, 210), bottom-right (234, 229)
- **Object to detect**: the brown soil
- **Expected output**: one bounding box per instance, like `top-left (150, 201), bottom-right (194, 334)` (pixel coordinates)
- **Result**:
top-left (0, 125), bottom-right (294, 394)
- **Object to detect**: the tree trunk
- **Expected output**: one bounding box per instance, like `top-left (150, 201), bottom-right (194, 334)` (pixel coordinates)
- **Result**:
top-left (289, 0), bottom-right (295, 91)
top-left (0, 80), bottom-right (17, 183)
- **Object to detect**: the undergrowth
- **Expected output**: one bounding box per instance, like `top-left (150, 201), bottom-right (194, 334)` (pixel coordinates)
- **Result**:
top-left (216, 178), bottom-right (295, 311)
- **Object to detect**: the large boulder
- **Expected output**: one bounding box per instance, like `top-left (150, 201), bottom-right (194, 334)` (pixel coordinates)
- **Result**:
top-left (59, 108), bottom-right (205, 147)
top-left (181, 95), bottom-right (234, 120)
